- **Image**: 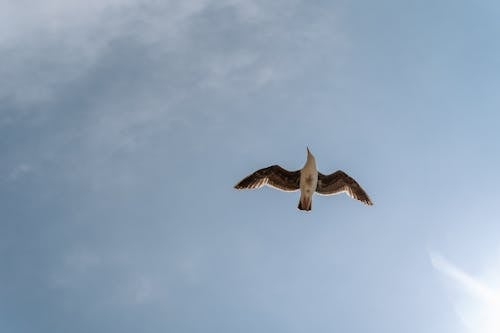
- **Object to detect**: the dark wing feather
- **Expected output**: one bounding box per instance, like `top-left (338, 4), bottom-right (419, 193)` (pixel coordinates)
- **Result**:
top-left (234, 165), bottom-right (300, 192)
top-left (316, 170), bottom-right (373, 205)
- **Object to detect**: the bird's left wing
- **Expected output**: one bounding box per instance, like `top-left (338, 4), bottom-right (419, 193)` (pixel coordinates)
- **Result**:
top-left (316, 170), bottom-right (373, 205)
top-left (234, 165), bottom-right (301, 192)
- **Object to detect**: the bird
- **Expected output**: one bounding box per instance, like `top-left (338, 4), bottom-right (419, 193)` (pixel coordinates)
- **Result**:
top-left (234, 148), bottom-right (373, 211)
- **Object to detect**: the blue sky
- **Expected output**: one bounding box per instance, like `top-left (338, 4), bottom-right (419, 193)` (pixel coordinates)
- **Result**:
top-left (2, 1), bottom-right (500, 332)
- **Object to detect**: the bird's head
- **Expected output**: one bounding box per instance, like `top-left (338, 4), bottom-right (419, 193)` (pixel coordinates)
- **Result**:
top-left (306, 147), bottom-right (315, 162)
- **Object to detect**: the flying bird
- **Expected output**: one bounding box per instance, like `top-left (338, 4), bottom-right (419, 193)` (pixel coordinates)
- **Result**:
top-left (234, 148), bottom-right (373, 211)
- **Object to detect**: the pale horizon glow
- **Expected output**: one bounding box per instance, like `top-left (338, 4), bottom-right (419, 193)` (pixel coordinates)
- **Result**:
top-left (430, 252), bottom-right (500, 333)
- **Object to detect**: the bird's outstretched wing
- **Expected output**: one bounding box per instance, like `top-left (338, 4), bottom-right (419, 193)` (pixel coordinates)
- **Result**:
top-left (316, 170), bottom-right (373, 205)
top-left (234, 165), bottom-right (301, 192)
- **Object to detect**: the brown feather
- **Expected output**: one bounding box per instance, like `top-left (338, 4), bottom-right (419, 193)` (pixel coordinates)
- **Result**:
top-left (234, 165), bottom-right (301, 192)
top-left (316, 170), bottom-right (373, 205)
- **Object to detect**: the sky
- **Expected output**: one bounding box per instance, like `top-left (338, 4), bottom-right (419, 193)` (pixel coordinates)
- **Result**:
top-left (1, 0), bottom-right (500, 332)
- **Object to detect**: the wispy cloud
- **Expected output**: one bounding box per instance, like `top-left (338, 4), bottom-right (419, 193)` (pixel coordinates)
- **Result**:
top-left (128, 275), bottom-right (155, 305)
top-left (430, 251), bottom-right (500, 333)
top-left (6, 163), bottom-right (33, 182)
top-left (0, 0), bottom-right (349, 206)
top-left (1, 0), bottom-right (344, 191)
top-left (0, 0), bottom-right (287, 106)
top-left (49, 249), bottom-right (159, 306)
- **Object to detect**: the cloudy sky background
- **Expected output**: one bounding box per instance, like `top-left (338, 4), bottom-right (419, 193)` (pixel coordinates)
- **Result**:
top-left (2, 1), bottom-right (500, 332)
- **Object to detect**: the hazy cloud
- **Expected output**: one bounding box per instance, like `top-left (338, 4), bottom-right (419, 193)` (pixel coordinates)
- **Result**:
top-left (1, 0), bottom-right (343, 191)
top-left (6, 163), bottom-right (33, 182)
top-left (0, 0), bottom-right (302, 106)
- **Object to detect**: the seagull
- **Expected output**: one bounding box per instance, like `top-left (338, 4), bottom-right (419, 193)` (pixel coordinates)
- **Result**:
top-left (234, 148), bottom-right (373, 211)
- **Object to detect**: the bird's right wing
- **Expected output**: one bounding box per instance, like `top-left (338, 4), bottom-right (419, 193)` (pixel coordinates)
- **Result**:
top-left (234, 165), bottom-right (301, 192)
top-left (316, 170), bottom-right (373, 205)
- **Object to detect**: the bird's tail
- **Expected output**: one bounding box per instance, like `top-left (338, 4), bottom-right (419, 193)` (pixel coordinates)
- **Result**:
top-left (298, 196), bottom-right (312, 211)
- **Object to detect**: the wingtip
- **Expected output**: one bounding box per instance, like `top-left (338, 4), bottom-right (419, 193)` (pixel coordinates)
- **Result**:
top-left (234, 182), bottom-right (251, 190)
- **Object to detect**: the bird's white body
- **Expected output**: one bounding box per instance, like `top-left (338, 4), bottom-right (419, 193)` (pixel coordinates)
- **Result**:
top-left (298, 148), bottom-right (318, 210)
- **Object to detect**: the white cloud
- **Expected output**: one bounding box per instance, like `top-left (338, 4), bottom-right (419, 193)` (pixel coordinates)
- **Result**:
top-left (130, 276), bottom-right (154, 304)
top-left (65, 250), bottom-right (102, 272)
top-left (6, 163), bottom-right (33, 181)
top-left (0, 0), bottom-right (135, 105)
top-left (430, 251), bottom-right (500, 333)
top-left (1, 0), bottom-right (344, 190)
top-left (0, 0), bottom-right (321, 106)
top-left (0, 0), bottom-right (206, 105)
top-left (49, 249), bottom-right (102, 289)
